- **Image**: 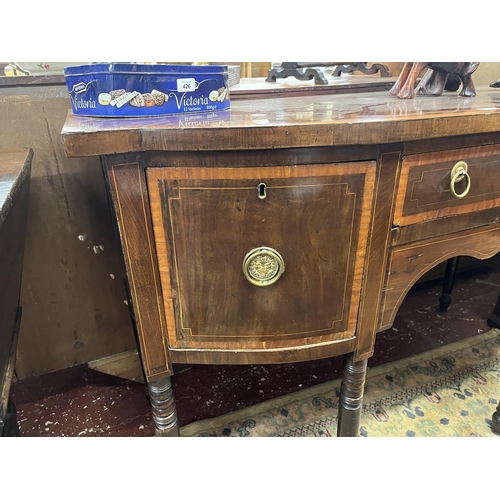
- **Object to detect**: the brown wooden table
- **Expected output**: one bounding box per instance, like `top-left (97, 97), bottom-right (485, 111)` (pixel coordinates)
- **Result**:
top-left (62, 86), bottom-right (500, 437)
top-left (0, 149), bottom-right (32, 437)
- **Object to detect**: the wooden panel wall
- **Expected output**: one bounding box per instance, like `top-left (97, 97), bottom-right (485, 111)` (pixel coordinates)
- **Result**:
top-left (0, 84), bottom-right (137, 378)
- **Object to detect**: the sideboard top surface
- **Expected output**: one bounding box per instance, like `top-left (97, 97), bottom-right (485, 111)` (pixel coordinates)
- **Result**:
top-left (62, 87), bottom-right (500, 157)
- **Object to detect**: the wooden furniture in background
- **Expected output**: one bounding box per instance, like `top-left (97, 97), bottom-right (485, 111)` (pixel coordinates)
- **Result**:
top-left (0, 149), bottom-right (32, 437)
top-left (62, 87), bottom-right (500, 437)
top-left (0, 79), bottom-right (137, 379)
top-left (230, 74), bottom-right (396, 100)
top-left (228, 62), bottom-right (270, 79)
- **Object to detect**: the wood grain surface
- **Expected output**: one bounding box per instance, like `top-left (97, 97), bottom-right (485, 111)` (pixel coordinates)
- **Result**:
top-left (106, 161), bottom-right (172, 380)
top-left (395, 144), bottom-right (500, 226)
top-left (0, 149), bottom-right (31, 418)
top-left (62, 87), bottom-right (500, 157)
top-left (147, 162), bottom-right (375, 362)
top-left (60, 85), bottom-right (500, 375)
top-left (380, 225), bottom-right (500, 330)
top-left (0, 85), bottom-right (136, 378)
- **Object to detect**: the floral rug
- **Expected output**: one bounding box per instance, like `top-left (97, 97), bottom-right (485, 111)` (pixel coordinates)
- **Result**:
top-left (180, 328), bottom-right (500, 437)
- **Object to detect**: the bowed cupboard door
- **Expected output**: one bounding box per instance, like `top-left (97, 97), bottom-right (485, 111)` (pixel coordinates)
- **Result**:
top-left (146, 161), bottom-right (375, 360)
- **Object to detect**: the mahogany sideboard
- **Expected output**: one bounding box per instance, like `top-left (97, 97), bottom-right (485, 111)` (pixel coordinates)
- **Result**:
top-left (0, 149), bottom-right (32, 437)
top-left (61, 88), bottom-right (500, 437)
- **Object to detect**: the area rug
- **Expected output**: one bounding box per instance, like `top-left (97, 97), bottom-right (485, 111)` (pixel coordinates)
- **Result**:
top-left (180, 328), bottom-right (500, 437)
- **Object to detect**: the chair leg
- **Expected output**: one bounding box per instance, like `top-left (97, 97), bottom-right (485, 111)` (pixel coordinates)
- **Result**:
top-left (439, 257), bottom-right (460, 312)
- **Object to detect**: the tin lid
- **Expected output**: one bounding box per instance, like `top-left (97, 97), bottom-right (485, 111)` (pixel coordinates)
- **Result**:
top-left (63, 63), bottom-right (228, 76)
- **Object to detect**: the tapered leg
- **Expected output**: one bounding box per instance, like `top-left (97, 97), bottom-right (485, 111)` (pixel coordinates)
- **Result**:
top-left (439, 257), bottom-right (460, 312)
top-left (148, 377), bottom-right (179, 437)
top-left (491, 402), bottom-right (500, 435)
top-left (337, 353), bottom-right (368, 437)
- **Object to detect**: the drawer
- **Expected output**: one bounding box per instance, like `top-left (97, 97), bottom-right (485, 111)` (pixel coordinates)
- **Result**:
top-left (379, 225), bottom-right (500, 331)
top-left (394, 144), bottom-right (500, 226)
top-left (147, 163), bottom-right (375, 352)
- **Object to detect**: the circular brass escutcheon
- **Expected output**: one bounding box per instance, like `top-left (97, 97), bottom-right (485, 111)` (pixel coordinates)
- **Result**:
top-left (450, 161), bottom-right (471, 199)
top-left (242, 247), bottom-right (285, 287)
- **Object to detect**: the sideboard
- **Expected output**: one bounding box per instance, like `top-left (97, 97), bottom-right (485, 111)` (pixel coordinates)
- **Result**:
top-left (62, 87), bottom-right (500, 436)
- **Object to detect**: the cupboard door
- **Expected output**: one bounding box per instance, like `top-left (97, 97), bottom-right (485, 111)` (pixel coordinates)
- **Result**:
top-left (147, 162), bottom-right (375, 351)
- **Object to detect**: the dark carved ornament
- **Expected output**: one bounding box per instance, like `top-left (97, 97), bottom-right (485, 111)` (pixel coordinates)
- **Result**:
top-left (266, 62), bottom-right (391, 85)
top-left (389, 62), bottom-right (480, 99)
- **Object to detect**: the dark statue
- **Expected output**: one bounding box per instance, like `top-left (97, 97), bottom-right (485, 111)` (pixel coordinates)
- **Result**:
top-left (389, 62), bottom-right (480, 99)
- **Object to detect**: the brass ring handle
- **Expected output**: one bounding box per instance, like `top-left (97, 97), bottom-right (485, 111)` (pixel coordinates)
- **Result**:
top-left (450, 161), bottom-right (471, 199)
top-left (242, 247), bottom-right (285, 287)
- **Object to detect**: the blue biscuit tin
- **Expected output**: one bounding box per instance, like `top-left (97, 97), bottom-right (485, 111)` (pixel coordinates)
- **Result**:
top-left (64, 63), bottom-right (230, 117)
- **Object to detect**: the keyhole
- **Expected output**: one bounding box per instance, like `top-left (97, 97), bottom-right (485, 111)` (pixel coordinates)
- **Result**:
top-left (257, 183), bottom-right (267, 199)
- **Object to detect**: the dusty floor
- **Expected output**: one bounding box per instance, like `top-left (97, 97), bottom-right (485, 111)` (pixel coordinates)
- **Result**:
top-left (9, 263), bottom-right (500, 437)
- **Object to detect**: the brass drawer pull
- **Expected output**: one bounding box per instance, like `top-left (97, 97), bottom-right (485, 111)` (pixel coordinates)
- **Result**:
top-left (450, 161), bottom-right (471, 199)
top-left (242, 247), bottom-right (285, 286)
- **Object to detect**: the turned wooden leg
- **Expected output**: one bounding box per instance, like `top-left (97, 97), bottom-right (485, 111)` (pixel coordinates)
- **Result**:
top-left (1, 398), bottom-right (21, 437)
top-left (337, 353), bottom-right (368, 437)
top-left (487, 292), bottom-right (500, 329)
top-left (439, 256), bottom-right (460, 312)
top-left (492, 402), bottom-right (500, 435)
top-left (148, 377), bottom-right (179, 437)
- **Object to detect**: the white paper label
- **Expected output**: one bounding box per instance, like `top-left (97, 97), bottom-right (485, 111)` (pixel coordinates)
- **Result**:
top-left (177, 78), bottom-right (196, 92)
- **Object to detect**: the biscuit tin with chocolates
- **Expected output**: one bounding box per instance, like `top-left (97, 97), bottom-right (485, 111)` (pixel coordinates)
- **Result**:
top-left (64, 63), bottom-right (230, 117)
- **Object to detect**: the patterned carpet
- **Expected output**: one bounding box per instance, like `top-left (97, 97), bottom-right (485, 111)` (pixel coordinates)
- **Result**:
top-left (181, 328), bottom-right (500, 437)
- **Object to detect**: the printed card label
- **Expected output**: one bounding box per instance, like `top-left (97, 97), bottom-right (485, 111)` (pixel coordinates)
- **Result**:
top-left (177, 78), bottom-right (196, 92)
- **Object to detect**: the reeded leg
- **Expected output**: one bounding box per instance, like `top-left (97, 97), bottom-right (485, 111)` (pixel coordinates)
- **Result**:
top-left (148, 377), bottom-right (179, 437)
top-left (492, 402), bottom-right (500, 436)
top-left (337, 353), bottom-right (368, 437)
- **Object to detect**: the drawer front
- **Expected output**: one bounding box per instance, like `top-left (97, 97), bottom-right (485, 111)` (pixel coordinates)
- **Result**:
top-left (379, 225), bottom-right (500, 331)
top-left (395, 144), bottom-right (500, 226)
top-left (147, 163), bottom-right (375, 351)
